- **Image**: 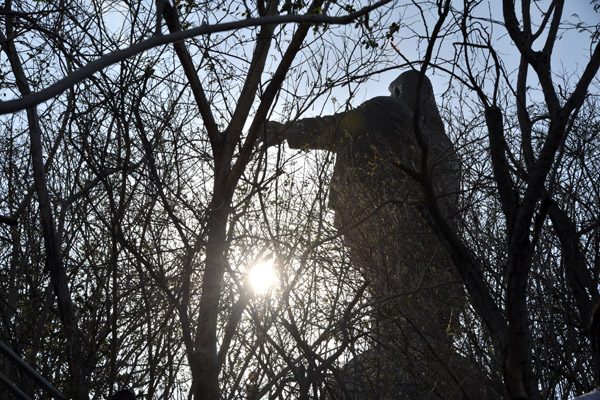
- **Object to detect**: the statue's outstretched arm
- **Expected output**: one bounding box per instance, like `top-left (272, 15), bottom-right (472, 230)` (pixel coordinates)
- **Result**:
top-left (265, 113), bottom-right (345, 152)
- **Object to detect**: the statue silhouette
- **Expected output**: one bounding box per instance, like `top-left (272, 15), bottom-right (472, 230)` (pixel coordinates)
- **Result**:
top-left (266, 70), bottom-right (497, 398)
top-left (267, 69), bottom-right (459, 317)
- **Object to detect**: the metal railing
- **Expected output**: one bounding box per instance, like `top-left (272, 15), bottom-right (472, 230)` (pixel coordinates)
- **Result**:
top-left (0, 340), bottom-right (66, 400)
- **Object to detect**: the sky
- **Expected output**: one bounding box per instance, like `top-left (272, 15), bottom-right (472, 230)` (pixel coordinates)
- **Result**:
top-left (86, 0), bottom-right (600, 120)
top-left (363, 1), bottom-right (600, 102)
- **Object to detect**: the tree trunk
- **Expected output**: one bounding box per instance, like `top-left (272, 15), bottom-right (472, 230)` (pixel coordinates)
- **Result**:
top-left (192, 174), bottom-right (232, 399)
top-left (0, 28), bottom-right (89, 400)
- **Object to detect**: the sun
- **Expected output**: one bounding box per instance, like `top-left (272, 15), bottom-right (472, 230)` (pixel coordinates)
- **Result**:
top-left (248, 258), bottom-right (277, 295)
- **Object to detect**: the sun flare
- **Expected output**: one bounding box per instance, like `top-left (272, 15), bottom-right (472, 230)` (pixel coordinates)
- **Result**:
top-left (248, 258), bottom-right (277, 295)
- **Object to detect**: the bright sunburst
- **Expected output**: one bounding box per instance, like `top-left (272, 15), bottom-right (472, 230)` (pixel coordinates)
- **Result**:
top-left (248, 258), bottom-right (277, 295)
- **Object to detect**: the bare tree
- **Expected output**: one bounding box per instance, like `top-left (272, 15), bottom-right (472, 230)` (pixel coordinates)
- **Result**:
top-left (0, 0), bottom-right (396, 398)
top-left (4, 0), bottom-right (599, 399)
top-left (389, 1), bottom-right (600, 398)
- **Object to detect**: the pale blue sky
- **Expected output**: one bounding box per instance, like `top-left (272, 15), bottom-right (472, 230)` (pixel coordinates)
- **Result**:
top-left (364, 1), bottom-right (599, 101)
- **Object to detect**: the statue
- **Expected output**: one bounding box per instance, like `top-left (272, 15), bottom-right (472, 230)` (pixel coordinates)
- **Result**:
top-left (265, 70), bottom-right (496, 398)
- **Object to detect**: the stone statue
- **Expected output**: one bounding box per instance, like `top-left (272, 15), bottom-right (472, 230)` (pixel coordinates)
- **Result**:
top-left (268, 70), bottom-right (456, 226)
top-left (266, 70), bottom-right (495, 398)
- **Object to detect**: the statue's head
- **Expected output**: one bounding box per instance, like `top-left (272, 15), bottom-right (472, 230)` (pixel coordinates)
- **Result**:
top-left (389, 70), bottom-right (435, 110)
top-left (389, 69), bottom-right (444, 132)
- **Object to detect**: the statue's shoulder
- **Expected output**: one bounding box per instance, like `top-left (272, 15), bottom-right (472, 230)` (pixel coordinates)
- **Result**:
top-left (362, 96), bottom-right (404, 106)
top-left (359, 96), bottom-right (411, 114)
top-left (355, 96), bottom-right (413, 120)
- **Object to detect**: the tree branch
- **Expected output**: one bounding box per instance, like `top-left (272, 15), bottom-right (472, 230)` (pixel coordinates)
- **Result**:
top-left (0, 0), bottom-right (393, 115)
top-left (162, 1), bottom-right (220, 149)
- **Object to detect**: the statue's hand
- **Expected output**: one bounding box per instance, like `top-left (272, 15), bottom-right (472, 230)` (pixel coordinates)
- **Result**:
top-left (258, 121), bottom-right (286, 148)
